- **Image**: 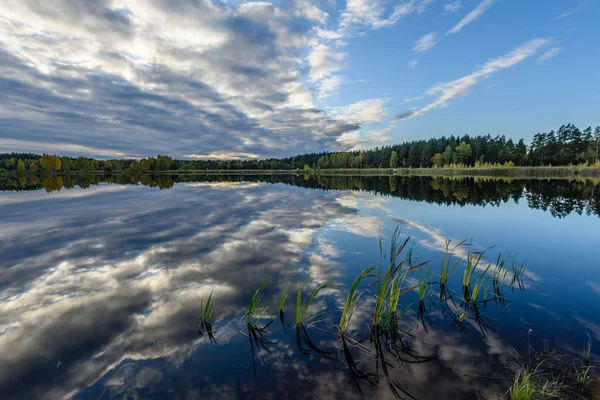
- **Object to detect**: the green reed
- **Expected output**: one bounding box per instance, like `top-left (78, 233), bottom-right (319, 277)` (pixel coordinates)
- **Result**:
top-left (440, 239), bottom-right (465, 287)
top-left (583, 333), bottom-right (592, 365)
top-left (247, 278), bottom-right (271, 325)
top-left (197, 291), bottom-right (215, 342)
top-left (295, 273), bottom-right (335, 325)
top-left (372, 228), bottom-right (421, 328)
top-left (338, 266), bottom-right (374, 335)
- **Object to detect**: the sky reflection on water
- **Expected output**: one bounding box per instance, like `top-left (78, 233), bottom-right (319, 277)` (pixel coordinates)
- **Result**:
top-left (1, 175), bottom-right (599, 399)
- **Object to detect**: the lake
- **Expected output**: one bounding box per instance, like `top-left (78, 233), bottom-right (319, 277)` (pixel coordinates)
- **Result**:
top-left (1, 174), bottom-right (599, 399)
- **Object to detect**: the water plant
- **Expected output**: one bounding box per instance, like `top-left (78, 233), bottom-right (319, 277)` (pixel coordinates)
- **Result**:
top-left (295, 273), bottom-right (335, 357)
top-left (369, 228), bottom-right (434, 399)
top-left (338, 266), bottom-right (374, 336)
top-left (337, 266), bottom-right (378, 395)
top-left (583, 333), bottom-right (592, 366)
top-left (197, 291), bottom-right (215, 343)
top-left (511, 260), bottom-right (527, 290)
top-left (505, 340), bottom-right (594, 400)
top-left (245, 279), bottom-right (275, 377)
top-left (439, 239), bottom-right (465, 300)
top-left (278, 292), bottom-right (287, 329)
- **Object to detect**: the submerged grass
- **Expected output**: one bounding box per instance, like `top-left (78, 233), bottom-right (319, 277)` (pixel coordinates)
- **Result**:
top-left (505, 343), bottom-right (595, 400)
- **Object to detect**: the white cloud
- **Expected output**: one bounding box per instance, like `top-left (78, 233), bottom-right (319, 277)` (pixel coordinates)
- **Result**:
top-left (0, 0), bottom-right (365, 159)
top-left (314, 28), bottom-right (344, 40)
top-left (307, 44), bottom-right (347, 81)
top-left (413, 32), bottom-right (438, 53)
top-left (552, 12), bottom-right (572, 21)
top-left (395, 38), bottom-right (551, 120)
top-left (340, 0), bottom-right (435, 32)
top-left (447, 0), bottom-right (495, 35)
top-left (331, 98), bottom-right (389, 124)
top-left (294, 0), bottom-right (329, 24)
top-left (317, 75), bottom-right (344, 98)
top-left (184, 152), bottom-right (261, 160)
top-left (408, 60), bottom-right (419, 69)
top-left (552, 4), bottom-right (586, 21)
top-left (444, 1), bottom-right (463, 13)
top-left (0, 139), bottom-right (126, 158)
top-left (537, 47), bottom-right (563, 63)
top-left (336, 124), bottom-right (394, 150)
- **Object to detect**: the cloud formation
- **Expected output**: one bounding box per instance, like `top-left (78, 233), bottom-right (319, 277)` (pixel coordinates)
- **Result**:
top-left (447, 0), bottom-right (495, 35)
top-left (537, 47), bottom-right (564, 63)
top-left (413, 32), bottom-right (439, 53)
top-left (0, 0), bottom-right (369, 159)
top-left (444, 1), bottom-right (463, 13)
top-left (394, 38), bottom-right (551, 121)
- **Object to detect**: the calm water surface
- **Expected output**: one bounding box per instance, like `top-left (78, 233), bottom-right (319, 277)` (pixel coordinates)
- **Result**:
top-left (1, 175), bottom-right (599, 399)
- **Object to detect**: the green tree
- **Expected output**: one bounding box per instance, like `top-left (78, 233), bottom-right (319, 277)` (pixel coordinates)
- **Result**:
top-left (61, 157), bottom-right (71, 172)
top-left (17, 159), bottom-right (26, 172)
top-left (453, 142), bottom-right (472, 165)
top-left (442, 145), bottom-right (454, 166)
top-left (595, 126), bottom-right (600, 163)
top-left (389, 151), bottom-right (399, 168)
top-left (304, 164), bottom-right (311, 172)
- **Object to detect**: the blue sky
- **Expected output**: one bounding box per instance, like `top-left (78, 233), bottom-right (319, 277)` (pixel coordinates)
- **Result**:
top-left (0, 0), bottom-right (598, 159)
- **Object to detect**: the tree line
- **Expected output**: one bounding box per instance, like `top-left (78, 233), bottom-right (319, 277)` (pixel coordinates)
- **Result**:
top-left (3, 173), bottom-right (598, 219)
top-left (2, 123), bottom-right (599, 172)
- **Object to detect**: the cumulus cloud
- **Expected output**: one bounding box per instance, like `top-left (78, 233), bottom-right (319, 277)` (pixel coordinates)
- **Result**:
top-left (394, 38), bottom-right (551, 121)
top-left (413, 32), bottom-right (439, 53)
top-left (331, 98), bottom-right (389, 124)
top-left (447, 0), bottom-right (495, 35)
top-left (307, 44), bottom-right (347, 82)
top-left (537, 47), bottom-right (564, 63)
top-left (0, 0), bottom-right (364, 159)
top-left (337, 124), bottom-right (394, 150)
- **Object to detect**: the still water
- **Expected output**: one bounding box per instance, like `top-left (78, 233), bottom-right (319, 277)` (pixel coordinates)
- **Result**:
top-left (1, 174), bottom-right (599, 399)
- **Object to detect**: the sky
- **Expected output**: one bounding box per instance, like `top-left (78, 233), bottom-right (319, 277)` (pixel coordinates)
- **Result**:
top-left (0, 0), bottom-right (598, 160)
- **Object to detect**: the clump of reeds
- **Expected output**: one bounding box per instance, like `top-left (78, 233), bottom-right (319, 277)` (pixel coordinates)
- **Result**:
top-left (439, 239), bottom-right (465, 301)
top-left (337, 266), bottom-right (378, 395)
top-left (245, 279), bottom-right (275, 376)
top-left (295, 273), bottom-right (335, 357)
top-left (505, 341), bottom-right (594, 400)
top-left (369, 228), bottom-right (434, 399)
top-left (511, 260), bottom-right (527, 290)
top-left (197, 291), bottom-right (216, 343)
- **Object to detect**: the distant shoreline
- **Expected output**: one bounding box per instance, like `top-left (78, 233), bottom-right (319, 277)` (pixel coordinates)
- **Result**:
top-left (4, 165), bottom-right (600, 180)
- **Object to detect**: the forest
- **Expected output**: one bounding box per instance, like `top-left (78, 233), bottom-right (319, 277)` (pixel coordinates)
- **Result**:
top-left (2, 173), bottom-right (598, 219)
top-left (1, 123), bottom-right (599, 172)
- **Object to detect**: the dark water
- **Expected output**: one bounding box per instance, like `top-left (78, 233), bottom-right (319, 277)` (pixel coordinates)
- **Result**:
top-left (1, 174), bottom-right (599, 399)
